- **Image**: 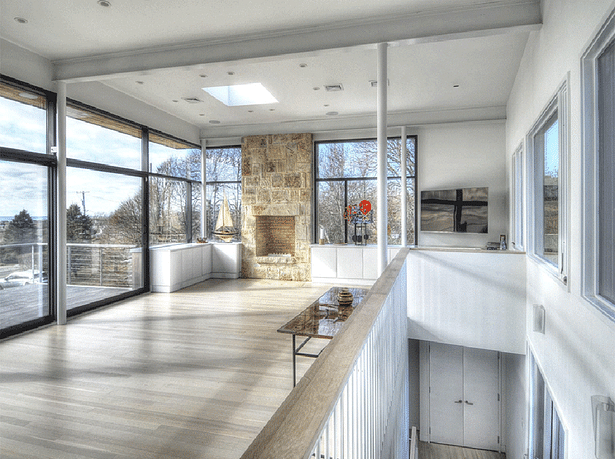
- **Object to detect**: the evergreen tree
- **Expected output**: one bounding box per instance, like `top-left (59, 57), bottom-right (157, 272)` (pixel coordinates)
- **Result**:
top-left (66, 204), bottom-right (93, 242)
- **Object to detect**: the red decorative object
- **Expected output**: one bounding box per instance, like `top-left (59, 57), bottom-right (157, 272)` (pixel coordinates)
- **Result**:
top-left (359, 199), bottom-right (371, 215)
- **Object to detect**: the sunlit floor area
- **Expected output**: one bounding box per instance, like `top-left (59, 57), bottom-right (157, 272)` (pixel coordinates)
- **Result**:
top-left (419, 441), bottom-right (506, 459)
top-left (0, 279), bottom-right (332, 459)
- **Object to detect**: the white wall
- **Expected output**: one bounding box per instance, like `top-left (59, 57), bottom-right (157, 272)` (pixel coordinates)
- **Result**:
top-left (417, 121), bottom-right (507, 248)
top-left (0, 39), bottom-right (200, 144)
top-left (506, 0), bottom-right (615, 457)
top-left (406, 249), bottom-right (526, 354)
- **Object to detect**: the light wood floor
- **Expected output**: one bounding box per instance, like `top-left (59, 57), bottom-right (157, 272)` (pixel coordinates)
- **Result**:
top-left (0, 278), bottom-right (332, 459)
top-left (419, 441), bottom-right (506, 459)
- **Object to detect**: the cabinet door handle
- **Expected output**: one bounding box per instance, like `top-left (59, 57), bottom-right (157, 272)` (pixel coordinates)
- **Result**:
top-left (465, 400), bottom-right (474, 405)
top-left (454, 400), bottom-right (463, 404)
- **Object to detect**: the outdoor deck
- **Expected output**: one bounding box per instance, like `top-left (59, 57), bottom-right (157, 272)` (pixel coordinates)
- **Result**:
top-left (0, 284), bottom-right (132, 329)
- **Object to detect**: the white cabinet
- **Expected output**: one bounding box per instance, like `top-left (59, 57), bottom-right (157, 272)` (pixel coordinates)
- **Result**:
top-left (150, 242), bottom-right (241, 292)
top-left (424, 342), bottom-right (501, 451)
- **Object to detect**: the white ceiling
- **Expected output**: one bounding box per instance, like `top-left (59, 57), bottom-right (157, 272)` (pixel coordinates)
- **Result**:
top-left (0, 0), bottom-right (540, 139)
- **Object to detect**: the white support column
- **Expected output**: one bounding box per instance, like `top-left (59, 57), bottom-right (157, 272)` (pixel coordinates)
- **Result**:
top-left (200, 139), bottom-right (207, 239)
top-left (377, 42), bottom-right (388, 275)
top-left (401, 126), bottom-right (408, 247)
top-left (57, 82), bottom-right (67, 325)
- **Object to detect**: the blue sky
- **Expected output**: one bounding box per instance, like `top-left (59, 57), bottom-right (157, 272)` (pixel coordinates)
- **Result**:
top-left (1, 96), bottom-right (197, 217)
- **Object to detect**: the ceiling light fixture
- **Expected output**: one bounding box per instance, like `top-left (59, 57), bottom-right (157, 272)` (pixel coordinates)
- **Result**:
top-left (227, 71), bottom-right (235, 76)
top-left (326, 111), bottom-right (339, 116)
top-left (299, 63), bottom-right (308, 68)
top-left (200, 74), bottom-right (207, 78)
top-left (136, 81), bottom-right (144, 85)
top-left (453, 84), bottom-right (460, 88)
top-left (313, 87), bottom-right (320, 91)
top-left (14, 17), bottom-right (28, 24)
top-left (209, 120), bottom-right (221, 124)
top-left (97, 0), bottom-right (111, 7)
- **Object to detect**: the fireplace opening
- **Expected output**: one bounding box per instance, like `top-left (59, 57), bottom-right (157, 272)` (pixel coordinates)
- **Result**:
top-left (255, 216), bottom-right (295, 257)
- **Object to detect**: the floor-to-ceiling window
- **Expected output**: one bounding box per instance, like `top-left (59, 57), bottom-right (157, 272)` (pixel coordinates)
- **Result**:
top-left (0, 78), bottom-right (55, 337)
top-left (65, 102), bottom-right (146, 313)
top-left (315, 137), bottom-right (417, 245)
top-left (148, 133), bottom-right (201, 245)
top-left (205, 146), bottom-right (241, 241)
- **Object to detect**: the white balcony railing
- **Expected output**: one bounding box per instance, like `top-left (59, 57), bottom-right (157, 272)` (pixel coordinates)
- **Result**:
top-left (242, 248), bottom-right (410, 459)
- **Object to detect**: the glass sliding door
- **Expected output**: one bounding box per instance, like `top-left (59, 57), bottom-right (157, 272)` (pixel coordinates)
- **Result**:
top-left (0, 79), bottom-right (53, 337)
top-left (0, 161), bottom-right (50, 331)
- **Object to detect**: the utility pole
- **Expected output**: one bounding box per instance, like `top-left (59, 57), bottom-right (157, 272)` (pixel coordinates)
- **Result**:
top-left (76, 191), bottom-right (89, 215)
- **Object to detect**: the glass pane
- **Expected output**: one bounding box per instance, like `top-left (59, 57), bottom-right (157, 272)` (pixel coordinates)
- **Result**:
top-left (192, 183), bottom-right (202, 242)
top-left (387, 137), bottom-right (417, 178)
top-left (66, 168), bottom-right (143, 310)
top-left (407, 178), bottom-right (416, 245)
top-left (149, 133), bottom-right (200, 178)
top-left (348, 180), bottom-right (377, 244)
top-left (150, 178), bottom-right (189, 245)
top-left (598, 41), bottom-right (615, 304)
top-left (206, 183), bottom-right (241, 241)
top-left (317, 141), bottom-right (377, 179)
top-left (317, 181), bottom-right (345, 244)
top-left (0, 82), bottom-right (47, 154)
top-left (388, 178), bottom-right (402, 245)
top-left (67, 105), bottom-right (142, 170)
top-left (207, 147), bottom-right (241, 182)
top-left (0, 160), bottom-right (49, 330)
top-left (543, 118), bottom-right (559, 265)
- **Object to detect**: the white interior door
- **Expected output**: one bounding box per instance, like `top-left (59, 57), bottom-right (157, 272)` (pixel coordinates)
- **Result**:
top-left (463, 347), bottom-right (500, 450)
top-left (429, 342), bottom-right (464, 445)
top-left (428, 342), bottom-right (501, 451)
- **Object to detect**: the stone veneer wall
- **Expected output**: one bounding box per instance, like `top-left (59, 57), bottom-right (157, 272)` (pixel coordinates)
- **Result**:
top-left (241, 133), bottom-right (313, 281)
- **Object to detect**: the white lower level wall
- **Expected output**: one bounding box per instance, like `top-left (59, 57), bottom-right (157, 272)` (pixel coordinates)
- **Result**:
top-left (406, 248), bottom-right (526, 355)
top-left (150, 242), bottom-right (241, 292)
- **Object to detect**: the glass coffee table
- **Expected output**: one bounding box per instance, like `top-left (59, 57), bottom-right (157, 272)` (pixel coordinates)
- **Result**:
top-left (277, 286), bottom-right (368, 386)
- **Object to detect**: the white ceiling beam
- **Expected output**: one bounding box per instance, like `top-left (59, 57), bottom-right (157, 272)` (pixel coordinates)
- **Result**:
top-left (198, 105), bottom-right (507, 140)
top-left (54, 1), bottom-right (541, 82)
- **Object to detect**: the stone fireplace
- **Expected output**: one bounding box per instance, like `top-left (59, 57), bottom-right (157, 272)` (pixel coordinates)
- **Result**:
top-left (241, 133), bottom-right (312, 281)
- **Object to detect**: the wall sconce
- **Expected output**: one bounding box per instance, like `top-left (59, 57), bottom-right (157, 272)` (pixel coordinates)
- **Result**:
top-left (592, 395), bottom-right (615, 458)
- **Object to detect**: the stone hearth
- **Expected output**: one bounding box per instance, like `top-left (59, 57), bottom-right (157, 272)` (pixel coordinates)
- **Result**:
top-left (241, 133), bottom-right (312, 281)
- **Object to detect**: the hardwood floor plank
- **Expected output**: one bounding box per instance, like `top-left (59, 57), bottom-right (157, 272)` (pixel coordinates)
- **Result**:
top-left (0, 278), bottom-right (332, 458)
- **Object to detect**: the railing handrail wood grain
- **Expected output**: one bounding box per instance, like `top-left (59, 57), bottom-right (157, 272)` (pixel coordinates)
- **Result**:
top-left (241, 248), bottom-right (410, 459)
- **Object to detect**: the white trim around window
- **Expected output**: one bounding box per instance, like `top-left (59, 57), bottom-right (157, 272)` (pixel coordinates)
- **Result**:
top-left (581, 8), bottom-right (615, 322)
top-left (526, 78), bottom-right (569, 286)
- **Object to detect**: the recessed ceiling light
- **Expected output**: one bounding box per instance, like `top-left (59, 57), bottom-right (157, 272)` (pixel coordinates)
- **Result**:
top-left (326, 111), bottom-right (339, 116)
top-left (18, 92), bottom-right (38, 100)
top-left (209, 120), bottom-right (221, 124)
top-left (269, 108), bottom-right (275, 112)
top-left (299, 63), bottom-right (308, 68)
top-left (97, 0), bottom-right (111, 7)
top-left (172, 100), bottom-right (179, 103)
top-left (136, 81), bottom-right (144, 85)
top-left (14, 17), bottom-right (28, 24)
top-left (227, 71), bottom-right (235, 76)
top-left (324, 104), bottom-right (329, 107)
top-left (453, 84), bottom-right (460, 88)
top-left (200, 74), bottom-right (208, 78)
top-left (199, 114), bottom-right (205, 116)
top-left (203, 83), bottom-right (277, 106)
top-left (248, 110), bottom-right (254, 113)
top-left (313, 87), bottom-right (320, 91)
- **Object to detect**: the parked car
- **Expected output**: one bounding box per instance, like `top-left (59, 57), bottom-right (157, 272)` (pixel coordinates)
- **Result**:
top-left (0, 270), bottom-right (47, 289)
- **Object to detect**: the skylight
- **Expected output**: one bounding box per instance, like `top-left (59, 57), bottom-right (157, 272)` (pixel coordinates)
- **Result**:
top-left (202, 83), bottom-right (278, 106)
